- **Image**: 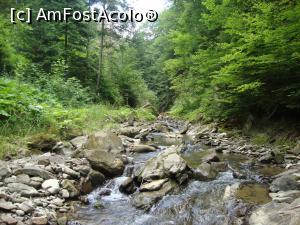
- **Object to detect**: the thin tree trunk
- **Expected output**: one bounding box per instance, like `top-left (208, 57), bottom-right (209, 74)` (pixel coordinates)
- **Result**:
top-left (96, 19), bottom-right (105, 93)
top-left (64, 21), bottom-right (68, 65)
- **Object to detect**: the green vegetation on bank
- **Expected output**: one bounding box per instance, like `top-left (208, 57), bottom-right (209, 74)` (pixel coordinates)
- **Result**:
top-left (0, 99), bottom-right (155, 159)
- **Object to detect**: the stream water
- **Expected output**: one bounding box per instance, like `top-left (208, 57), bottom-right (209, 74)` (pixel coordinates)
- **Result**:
top-left (69, 127), bottom-right (285, 225)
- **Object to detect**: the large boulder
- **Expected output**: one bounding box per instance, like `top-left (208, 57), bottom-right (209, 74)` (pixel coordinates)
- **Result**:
top-left (84, 131), bottom-right (125, 177)
top-left (7, 183), bottom-right (39, 197)
top-left (269, 190), bottom-right (300, 203)
top-left (132, 180), bottom-right (178, 210)
top-left (86, 151), bottom-right (124, 177)
top-left (84, 131), bottom-right (124, 154)
top-left (135, 148), bottom-right (189, 183)
top-left (270, 175), bottom-right (300, 192)
top-left (192, 163), bottom-right (218, 181)
top-left (249, 197), bottom-right (300, 225)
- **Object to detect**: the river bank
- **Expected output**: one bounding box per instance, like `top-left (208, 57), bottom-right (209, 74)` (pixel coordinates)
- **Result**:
top-left (0, 116), bottom-right (299, 225)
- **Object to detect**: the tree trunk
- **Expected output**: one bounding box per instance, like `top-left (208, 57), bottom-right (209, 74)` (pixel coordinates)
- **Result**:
top-left (96, 20), bottom-right (105, 93)
top-left (64, 21), bottom-right (68, 65)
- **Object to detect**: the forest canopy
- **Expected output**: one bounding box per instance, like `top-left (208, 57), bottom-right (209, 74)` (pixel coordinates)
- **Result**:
top-left (1, 0), bottom-right (300, 125)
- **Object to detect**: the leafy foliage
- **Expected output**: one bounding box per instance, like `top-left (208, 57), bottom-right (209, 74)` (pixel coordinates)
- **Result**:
top-left (147, 0), bottom-right (300, 122)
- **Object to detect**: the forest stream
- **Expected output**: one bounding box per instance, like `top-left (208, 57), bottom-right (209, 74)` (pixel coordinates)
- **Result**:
top-left (66, 117), bottom-right (298, 225)
top-left (1, 116), bottom-right (300, 225)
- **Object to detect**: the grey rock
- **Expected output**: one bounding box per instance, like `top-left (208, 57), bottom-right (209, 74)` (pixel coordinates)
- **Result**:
top-left (84, 131), bottom-right (124, 154)
top-left (70, 136), bottom-right (88, 149)
top-left (37, 159), bottom-right (50, 166)
top-left (0, 200), bottom-right (16, 211)
top-left (62, 166), bottom-right (80, 179)
top-left (4, 176), bottom-right (16, 184)
top-left (18, 201), bottom-right (34, 213)
top-left (74, 165), bottom-right (90, 176)
top-left (118, 127), bottom-right (140, 138)
top-left (132, 181), bottom-right (178, 210)
top-left (51, 198), bottom-right (64, 207)
top-left (14, 167), bottom-right (55, 180)
top-left (0, 163), bottom-right (11, 180)
top-left (61, 180), bottom-right (79, 198)
top-left (42, 179), bottom-right (60, 194)
top-left (88, 170), bottom-right (105, 187)
top-left (1, 214), bottom-right (18, 225)
top-left (136, 148), bottom-right (188, 183)
top-left (270, 175), bottom-right (300, 192)
top-left (60, 189), bottom-right (70, 198)
top-left (130, 144), bottom-right (156, 153)
top-left (288, 141), bottom-right (300, 156)
top-left (258, 152), bottom-right (273, 164)
top-left (119, 177), bottom-right (135, 194)
top-left (15, 174), bottom-right (30, 185)
top-left (57, 216), bottom-right (68, 225)
top-left (7, 183), bottom-right (39, 197)
top-left (249, 197), bottom-right (300, 225)
top-left (269, 190), bottom-right (300, 203)
top-left (201, 150), bottom-right (220, 163)
top-left (192, 163), bottom-right (218, 181)
top-left (86, 151), bottom-right (124, 177)
top-left (140, 179), bottom-right (168, 192)
top-left (31, 216), bottom-right (48, 225)
top-left (15, 209), bottom-right (25, 216)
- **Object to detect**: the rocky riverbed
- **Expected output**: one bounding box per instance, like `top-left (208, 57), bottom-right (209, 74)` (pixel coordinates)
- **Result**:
top-left (0, 116), bottom-right (300, 225)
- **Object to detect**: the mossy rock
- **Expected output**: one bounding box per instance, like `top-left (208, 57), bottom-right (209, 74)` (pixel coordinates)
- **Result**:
top-left (27, 133), bottom-right (58, 152)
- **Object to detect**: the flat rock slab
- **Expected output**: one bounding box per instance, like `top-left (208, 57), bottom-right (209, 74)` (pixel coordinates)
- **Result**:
top-left (130, 144), bottom-right (157, 153)
top-left (14, 167), bottom-right (55, 180)
top-left (269, 190), bottom-right (300, 203)
top-left (32, 216), bottom-right (48, 225)
top-left (7, 183), bottom-right (39, 197)
top-left (249, 197), bottom-right (300, 225)
top-left (140, 179), bottom-right (169, 192)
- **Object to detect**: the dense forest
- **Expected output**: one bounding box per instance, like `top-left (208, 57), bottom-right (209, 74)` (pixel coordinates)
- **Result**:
top-left (1, 1), bottom-right (300, 225)
top-left (0, 0), bottom-right (300, 154)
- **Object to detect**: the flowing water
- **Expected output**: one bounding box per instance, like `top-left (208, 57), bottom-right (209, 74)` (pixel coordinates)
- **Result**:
top-left (69, 127), bottom-right (285, 225)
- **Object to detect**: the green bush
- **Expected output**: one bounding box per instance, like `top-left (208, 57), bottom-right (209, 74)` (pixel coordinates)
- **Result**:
top-left (15, 60), bottom-right (91, 107)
